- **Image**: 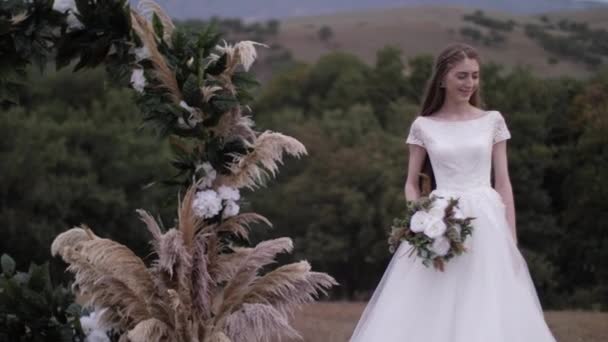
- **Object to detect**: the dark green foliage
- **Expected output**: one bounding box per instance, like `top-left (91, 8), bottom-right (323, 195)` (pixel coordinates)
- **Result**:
top-left (0, 0), bottom-right (64, 106)
top-left (368, 46), bottom-right (408, 127)
top-left (460, 26), bottom-right (506, 47)
top-left (460, 26), bottom-right (482, 42)
top-left (463, 10), bottom-right (516, 32)
top-left (0, 254), bottom-right (84, 341)
top-left (55, 0), bottom-right (132, 71)
top-left (0, 69), bottom-right (174, 267)
top-left (525, 21), bottom-right (608, 68)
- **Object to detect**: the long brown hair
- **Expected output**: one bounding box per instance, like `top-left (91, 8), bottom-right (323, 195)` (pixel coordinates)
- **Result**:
top-left (418, 43), bottom-right (484, 190)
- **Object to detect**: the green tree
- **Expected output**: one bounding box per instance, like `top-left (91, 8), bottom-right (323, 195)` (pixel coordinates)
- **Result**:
top-left (368, 46), bottom-right (408, 127)
top-left (318, 25), bottom-right (333, 43)
top-left (0, 70), bottom-right (173, 269)
top-left (404, 54), bottom-right (434, 103)
top-left (252, 105), bottom-right (406, 298)
top-left (556, 70), bottom-right (608, 308)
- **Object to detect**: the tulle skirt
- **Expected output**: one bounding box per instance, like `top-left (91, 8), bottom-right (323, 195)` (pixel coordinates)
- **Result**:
top-left (349, 186), bottom-right (556, 342)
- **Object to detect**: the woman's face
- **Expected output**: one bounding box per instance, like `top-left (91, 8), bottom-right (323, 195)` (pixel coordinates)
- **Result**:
top-left (442, 57), bottom-right (480, 104)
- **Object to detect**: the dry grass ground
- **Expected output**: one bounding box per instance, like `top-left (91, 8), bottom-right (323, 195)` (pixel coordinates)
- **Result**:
top-left (267, 6), bottom-right (608, 79)
top-left (279, 302), bottom-right (608, 342)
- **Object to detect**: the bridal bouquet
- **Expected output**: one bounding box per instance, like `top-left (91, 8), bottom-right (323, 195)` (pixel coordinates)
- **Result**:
top-left (388, 195), bottom-right (475, 271)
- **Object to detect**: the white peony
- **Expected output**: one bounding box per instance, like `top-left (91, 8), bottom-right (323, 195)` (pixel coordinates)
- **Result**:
top-left (130, 69), bottom-right (146, 93)
top-left (217, 185), bottom-right (240, 201)
top-left (52, 0), bottom-right (76, 13)
top-left (134, 46), bottom-right (151, 62)
top-left (222, 200), bottom-right (240, 218)
top-left (428, 196), bottom-right (450, 218)
top-left (431, 236), bottom-right (451, 257)
top-left (85, 330), bottom-right (110, 342)
top-left (80, 315), bottom-right (95, 335)
top-left (192, 190), bottom-right (222, 218)
top-left (80, 310), bottom-right (110, 342)
top-left (424, 218), bottom-right (448, 239)
top-left (410, 211), bottom-right (435, 233)
top-left (196, 162), bottom-right (217, 188)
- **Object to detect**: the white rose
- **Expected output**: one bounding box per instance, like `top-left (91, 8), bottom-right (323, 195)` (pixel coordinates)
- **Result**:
top-left (410, 211), bottom-right (435, 233)
top-left (424, 218), bottom-right (447, 239)
top-left (222, 200), bottom-right (240, 218)
top-left (428, 197), bottom-right (450, 218)
top-left (192, 190), bottom-right (222, 218)
top-left (217, 185), bottom-right (240, 201)
top-left (431, 236), bottom-right (451, 256)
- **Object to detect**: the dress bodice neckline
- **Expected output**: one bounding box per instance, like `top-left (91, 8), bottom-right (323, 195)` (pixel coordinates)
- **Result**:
top-left (420, 111), bottom-right (492, 123)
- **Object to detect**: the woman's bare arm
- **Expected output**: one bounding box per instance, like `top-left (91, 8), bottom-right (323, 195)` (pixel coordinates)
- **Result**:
top-left (404, 144), bottom-right (427, 202)
top-left (492, 140), bottom-right (517, 244)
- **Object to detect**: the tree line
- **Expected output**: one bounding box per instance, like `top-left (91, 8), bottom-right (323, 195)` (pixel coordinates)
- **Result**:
top-left (1, 47), bottom-right (607, 310)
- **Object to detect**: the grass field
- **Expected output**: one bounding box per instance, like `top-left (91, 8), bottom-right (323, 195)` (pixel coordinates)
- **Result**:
top-left (265, 6), bottom-right (608, 79)
top-left (280, 302), bottom-right (608, 342)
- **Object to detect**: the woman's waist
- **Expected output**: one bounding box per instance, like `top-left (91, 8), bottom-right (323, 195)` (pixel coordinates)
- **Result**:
top-left (431, 185), bottom-right (499, 197)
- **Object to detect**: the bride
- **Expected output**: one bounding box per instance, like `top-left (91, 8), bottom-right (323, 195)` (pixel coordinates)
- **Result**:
top-left (349, 43), bottom-right (557, 341)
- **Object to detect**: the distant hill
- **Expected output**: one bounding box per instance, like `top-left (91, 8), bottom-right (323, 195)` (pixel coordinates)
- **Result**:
top-left (260, 6), bottom-right (608, 78)
top-left (156, 0), bottom-right (606, 20)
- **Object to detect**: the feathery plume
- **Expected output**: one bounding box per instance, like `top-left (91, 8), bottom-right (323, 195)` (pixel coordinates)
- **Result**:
top-left (224, 303), bottom-right (301, 342)
top-left (130, 11), bottom-right (182, 103)
top-left (224, 131), bottom-right (307, 189)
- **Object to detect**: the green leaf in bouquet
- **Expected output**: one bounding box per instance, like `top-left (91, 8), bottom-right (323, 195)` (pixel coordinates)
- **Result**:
top-left (419, 249), bottom-right (430, 259)
top-left (446, 227), bottom-right (461, 242)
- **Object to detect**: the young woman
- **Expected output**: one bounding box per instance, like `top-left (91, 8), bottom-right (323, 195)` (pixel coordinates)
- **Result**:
top-left (349, 43), bottom-right (556, 342)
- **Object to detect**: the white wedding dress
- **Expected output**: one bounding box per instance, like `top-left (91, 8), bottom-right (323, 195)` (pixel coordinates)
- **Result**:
top-left (349, 111), bottom-right (556, 342)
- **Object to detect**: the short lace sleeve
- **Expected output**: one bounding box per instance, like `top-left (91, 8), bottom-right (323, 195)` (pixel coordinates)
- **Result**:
top-left (493, 111), bottom-right (511, 144)
top-left (406, 118), bottom-right (425, 147)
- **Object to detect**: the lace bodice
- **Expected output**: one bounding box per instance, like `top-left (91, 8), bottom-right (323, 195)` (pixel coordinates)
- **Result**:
top-left (406, 110), bottom-right (511, 191)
